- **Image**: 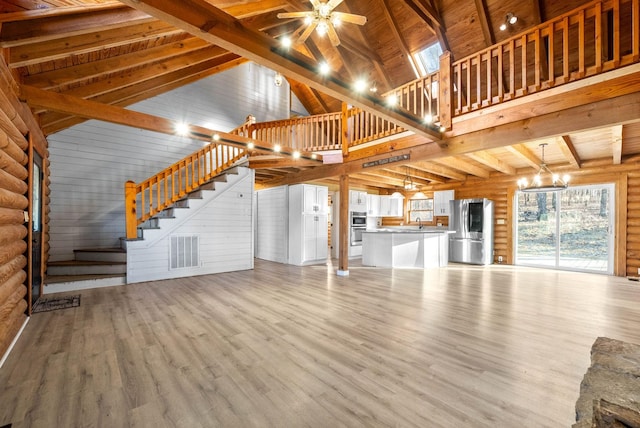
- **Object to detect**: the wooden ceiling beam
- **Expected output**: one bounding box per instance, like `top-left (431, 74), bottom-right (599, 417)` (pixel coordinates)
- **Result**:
top-left (117, 0), bottom-right (441, 141)
top-left (472, 0), bottom-right (494, 47)
top-left (504, 144), bottom-right (541, 169)
top-left (611, 125), bottom-right (623, 165)
top-left (345, 174), bottom-right (400, 190)
top-left (465, 151), bottom-right (516, 175)
top-left (384, 166), bottom-right (447, 184)
top-left (403, 0), bottom-right (451, 52)
top-left (557, 135), bottom-right (581, 168)
top-left (249, 157), bottom-right (319, 168)
top-left (410, 160), bottom-right (467, 180)
top-left (23, 37), bottom-right (210, 90)
top-left (8, 20), bottom-right (183, 68)
top-left (0, 6), bottom-right (153, 47)
top-left (224, 0), bottom-right (289, 20)
top-left (432, 157), bottom-right (490, 178)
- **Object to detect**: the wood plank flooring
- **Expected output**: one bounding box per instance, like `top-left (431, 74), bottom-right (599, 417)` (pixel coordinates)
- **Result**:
top-left (2, 260), bottom-right (640, 427)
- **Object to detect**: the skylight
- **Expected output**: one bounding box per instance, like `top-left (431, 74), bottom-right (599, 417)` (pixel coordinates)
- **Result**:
top-left (413, 42), bottom-right (443, 76)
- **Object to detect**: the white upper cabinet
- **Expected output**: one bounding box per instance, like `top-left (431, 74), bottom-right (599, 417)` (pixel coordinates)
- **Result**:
top-left (349, 190), bottom-right (367, 212)
top-left (434, 190), bottom-right (455, 216)
top-left (303, 185), bottom-right (328, 214)
top-left (367, 194), bottom-right (380, 216)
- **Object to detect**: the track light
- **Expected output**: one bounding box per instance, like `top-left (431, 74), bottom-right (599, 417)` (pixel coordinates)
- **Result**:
top-left (500, 13), bottom-right (518, 31)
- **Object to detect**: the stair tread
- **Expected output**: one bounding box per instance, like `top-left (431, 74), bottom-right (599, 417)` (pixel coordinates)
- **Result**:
top-left (49, 260), bottom-right (127, 266)
top-left (46, 274), bottom-right (125, 284)
top-left (74, 247), bottom-right (126, 253)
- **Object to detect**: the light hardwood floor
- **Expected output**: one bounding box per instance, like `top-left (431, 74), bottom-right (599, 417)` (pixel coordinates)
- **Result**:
top-left (2, 260), bottom-right (640, 427)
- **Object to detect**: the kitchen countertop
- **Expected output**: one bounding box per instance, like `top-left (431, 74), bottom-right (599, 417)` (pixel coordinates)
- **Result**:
top-left (364, 227), bottom-right (454, 234)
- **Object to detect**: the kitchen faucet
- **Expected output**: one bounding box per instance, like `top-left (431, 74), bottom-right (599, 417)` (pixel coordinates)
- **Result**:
top-left (417, 217), bottom-right (423, 230)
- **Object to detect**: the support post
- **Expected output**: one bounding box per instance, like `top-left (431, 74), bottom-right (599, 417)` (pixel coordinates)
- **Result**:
top-left (438, 51), bottom-right (453, 131)
top-left (125, 180), bottom-right (138, 240)
top-left (337, 174), bottom-right (350, 276)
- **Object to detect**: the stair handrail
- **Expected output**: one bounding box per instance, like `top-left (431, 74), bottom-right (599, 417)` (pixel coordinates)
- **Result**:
top-left (125, 120), bottom-right (252, 239)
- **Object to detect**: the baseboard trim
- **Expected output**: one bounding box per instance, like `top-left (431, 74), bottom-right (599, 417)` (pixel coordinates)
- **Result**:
top-left (0, 317), bottom-right (29, 369)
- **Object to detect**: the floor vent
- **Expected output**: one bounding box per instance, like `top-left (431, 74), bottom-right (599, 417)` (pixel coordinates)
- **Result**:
top-left (170, 235), bottom-right (200, 270)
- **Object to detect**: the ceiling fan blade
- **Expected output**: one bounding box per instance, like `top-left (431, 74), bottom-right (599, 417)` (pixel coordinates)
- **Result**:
top-left (296, 21), bottom-right (318, 45)
top-left (309, 0), bottom-right (321, 10)
top-left (277, 11), bottom-right (312, 19)
top-left (326, 0), bottom-right (344, 11)
top-left (327, 23), bottom-right (341, 46)
top-left (332, 12), bottom-right (367, 26)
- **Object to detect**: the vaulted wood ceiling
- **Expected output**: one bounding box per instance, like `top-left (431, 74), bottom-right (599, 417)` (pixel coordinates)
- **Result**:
top-left (2, 0), bottom-right (639, 192)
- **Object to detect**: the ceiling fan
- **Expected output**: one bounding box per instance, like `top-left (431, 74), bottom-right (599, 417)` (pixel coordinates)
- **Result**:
top-left (277, 0), bottom-right (367, 47)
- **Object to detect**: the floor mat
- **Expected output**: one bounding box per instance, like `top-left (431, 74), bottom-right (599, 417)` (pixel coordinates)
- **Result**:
top-left (32, 295), bottom-right (81, 313)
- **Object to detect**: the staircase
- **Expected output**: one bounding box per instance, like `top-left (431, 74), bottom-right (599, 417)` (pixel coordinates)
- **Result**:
top-left (44, 166), bottom-right (243, 294)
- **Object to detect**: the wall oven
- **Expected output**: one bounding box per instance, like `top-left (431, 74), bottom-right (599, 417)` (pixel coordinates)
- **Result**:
top-left (350, 212), bottom-right (367, 246)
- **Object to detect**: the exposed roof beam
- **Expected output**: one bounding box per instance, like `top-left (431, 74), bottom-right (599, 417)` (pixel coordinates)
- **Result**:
top-left (117, 0), bottom-right (441, 141)
top-left (410, 160), bottom-right (466, 181)
top-left (0, 5), bottom-right (153, 47)
top-left (224, 0), bottom-right (289, 19)
top-left (557, 135), bottom-right (581, 168)
top-left (465, 151), bottom-right (516, 175)
top-left (505, 144), bottom-right (541, 169)
top-left (347, 174), bottom-right (401, 190)
top-left (249, 157), bottom-right (319, 168)
top-left (472, 0), bottom-right (494, 46)
top-left (8, 20), bottom-right (183, 68)
top-left (403, 0), bottom-right (450, 52)
top-left (432, 157), bottom-right (490, 178)
top-left (612, 125), bottom-right (623, 165)
top-left (385, 166), bottom-right (447, 184)
top-left (24, 37), bottom-right (210, 90)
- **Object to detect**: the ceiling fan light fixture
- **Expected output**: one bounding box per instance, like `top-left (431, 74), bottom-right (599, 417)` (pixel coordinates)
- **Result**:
top-left (500, 12), bottom-right (518, 31)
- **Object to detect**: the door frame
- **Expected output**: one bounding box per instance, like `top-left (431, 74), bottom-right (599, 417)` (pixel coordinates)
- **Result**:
top-left (27, 135), bottom-right (45, 314)
top-left (513, 183), bottom-right (616, 275)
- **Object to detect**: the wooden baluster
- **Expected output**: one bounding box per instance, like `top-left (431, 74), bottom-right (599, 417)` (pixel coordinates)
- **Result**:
top-left (485, 50), bottom-right (492, 106)
top-left (612, 0), bottom-right (620, 67)
top-left (562, 17), bottom-right (569, 83)
top-left (548, 24), bottom-right (555, 87)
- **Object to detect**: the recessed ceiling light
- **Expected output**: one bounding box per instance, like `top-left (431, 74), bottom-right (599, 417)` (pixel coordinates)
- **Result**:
top-left (386, 94), bottom-right (398, 106)
top-left (311, 153), bottom-right (317, 159)
top-left (247, 141), bottom-right (255, 149)
top-left (354, 78), bottom-right (367, 93)
top-left (273, 144), bottom-right (281, 153)
top-left (281, 37), bottom-right (292, 48)
top-left (212, 133), bottom-right (220, 141)
top-left (423, 114), bottom-right (433, 124)
top-left (319, 61), bottom-right (330, 75)
top-left (175, 122), bottom-right (189, 136)
top-left (293, 151), bottom-right (301, 159)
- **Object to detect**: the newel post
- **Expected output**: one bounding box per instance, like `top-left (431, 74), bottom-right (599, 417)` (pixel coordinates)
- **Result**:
top-left (124, 180), bottom-right (137, 240)
top-left (438, 51), bottom-right (453, 131)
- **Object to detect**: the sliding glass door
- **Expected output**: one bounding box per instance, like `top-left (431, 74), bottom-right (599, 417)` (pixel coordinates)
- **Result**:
top-left (515, 184), bottom-right (614, 274)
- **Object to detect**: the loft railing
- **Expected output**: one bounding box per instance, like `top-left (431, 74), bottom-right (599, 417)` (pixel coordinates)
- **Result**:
top-left (250, 113), bottom-right (342, 152)
top-left (450, 0), bottom-right (639, 115)
top-left (124, 123), bottom-right (250, 239)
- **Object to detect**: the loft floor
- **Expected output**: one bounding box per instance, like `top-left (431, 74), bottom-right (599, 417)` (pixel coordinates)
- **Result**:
top-left (1, 259), bottom-right (638, 427)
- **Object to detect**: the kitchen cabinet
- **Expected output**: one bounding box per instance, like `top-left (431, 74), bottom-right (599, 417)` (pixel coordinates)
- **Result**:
top-left (304, 184), bottom-right (328, 214)
top-left (377, 195), bottom-right (404, 217)
top-left (434, 190), bottom-right (455, 216)
top-left (367, 194), bottom-right (380, 216)
top-left (349, 190), bottom-right (367, 212)
top-left (289, 184), bottom-right (329, 265)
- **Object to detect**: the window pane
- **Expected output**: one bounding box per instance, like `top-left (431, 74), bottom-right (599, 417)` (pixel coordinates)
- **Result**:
top-left (516, 192), bottom-right (557, 267)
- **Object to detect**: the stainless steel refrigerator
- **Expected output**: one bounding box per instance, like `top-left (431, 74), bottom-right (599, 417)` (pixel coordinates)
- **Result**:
top-left (448, 198), bottom-right (494, 265)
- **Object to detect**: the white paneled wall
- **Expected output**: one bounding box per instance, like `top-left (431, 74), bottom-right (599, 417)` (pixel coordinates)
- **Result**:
top-left (47, 62), bottom-right (299, 261)
top-left (127, 168), bottom-right (254, 284)
top-left (255, 186), bottom-right (288, 263)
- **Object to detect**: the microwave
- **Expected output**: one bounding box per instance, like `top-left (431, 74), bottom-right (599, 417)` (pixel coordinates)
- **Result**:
top-left (350, 212), bottom-right (367, 226)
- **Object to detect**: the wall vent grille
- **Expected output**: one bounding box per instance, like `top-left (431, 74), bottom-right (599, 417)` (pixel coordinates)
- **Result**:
top-left (170, 234), bottom-right (200, 270)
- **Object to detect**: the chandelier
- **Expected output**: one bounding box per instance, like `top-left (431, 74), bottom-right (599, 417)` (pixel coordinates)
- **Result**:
top-left (517, 143), bottom-right (570, 193)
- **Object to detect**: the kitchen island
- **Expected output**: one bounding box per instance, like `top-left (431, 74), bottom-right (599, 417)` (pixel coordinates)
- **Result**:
top-left (362, 228), bottom-right (452, 268)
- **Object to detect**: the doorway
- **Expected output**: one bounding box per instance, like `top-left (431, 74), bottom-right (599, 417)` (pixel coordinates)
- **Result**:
top-left (30, 151), bottom-right (44, 308)
top-left (515, 184), bottom-right (615, 274)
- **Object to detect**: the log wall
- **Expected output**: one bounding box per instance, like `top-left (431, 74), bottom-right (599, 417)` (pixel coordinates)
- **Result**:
top-left (0, 55), bottom-right (49, 358)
